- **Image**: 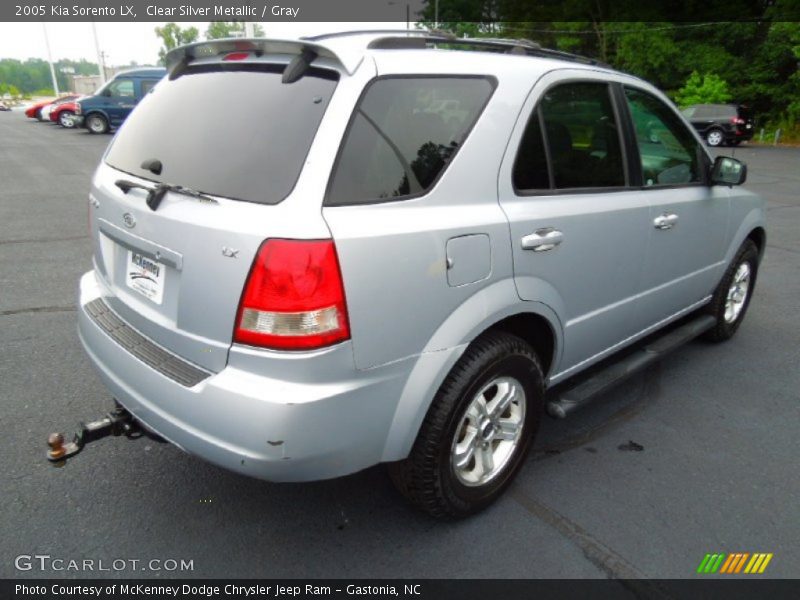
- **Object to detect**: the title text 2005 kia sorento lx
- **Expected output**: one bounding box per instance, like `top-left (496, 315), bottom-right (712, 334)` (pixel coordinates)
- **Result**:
top-left (75, 32), bottom-right (765, 517)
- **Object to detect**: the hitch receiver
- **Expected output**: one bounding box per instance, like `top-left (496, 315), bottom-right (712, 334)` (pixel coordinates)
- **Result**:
top-left (47, 404), bottom-right (142, 465)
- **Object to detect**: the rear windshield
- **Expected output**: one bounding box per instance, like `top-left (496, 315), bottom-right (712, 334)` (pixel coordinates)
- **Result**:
top-left (105, 64), bottom-right (339, 205)
top-left (325, 76), bottom-right (496, 206)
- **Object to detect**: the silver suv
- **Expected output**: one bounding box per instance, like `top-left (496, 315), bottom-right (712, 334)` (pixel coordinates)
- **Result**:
top-left (76, 32), bottom-right (765, 517)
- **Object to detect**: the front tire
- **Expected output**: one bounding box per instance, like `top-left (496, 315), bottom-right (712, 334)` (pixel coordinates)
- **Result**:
top-left (58, 110), bottom-right (75, 128)
top-left (389, 331), bottom-right (544, 518)
top-left (703, 240), bottom-right (759, 342)
top-left (85, 113), bottom-right (109, 134)
top-left (706, 128), bottom-right (725, 147)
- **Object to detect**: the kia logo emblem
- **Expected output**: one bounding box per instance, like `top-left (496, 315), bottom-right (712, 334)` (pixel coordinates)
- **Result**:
top-left (122, 213), bottom-right (136, 229)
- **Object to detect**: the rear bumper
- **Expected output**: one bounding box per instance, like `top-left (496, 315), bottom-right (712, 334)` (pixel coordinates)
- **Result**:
top-left (77, 270), bottom-right (415, 481)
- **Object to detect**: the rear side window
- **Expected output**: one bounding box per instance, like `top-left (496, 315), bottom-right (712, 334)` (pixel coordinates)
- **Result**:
top-left (105, 64), bottom-right (338, 205)
top-left (325, 76), bottom-right (495, 206)
top-left (541, 82), bottom-right (625, 189)
top-left (513, 81), bottom-right (626, 192)
top-left (513, 109), bottom-right (550, 190)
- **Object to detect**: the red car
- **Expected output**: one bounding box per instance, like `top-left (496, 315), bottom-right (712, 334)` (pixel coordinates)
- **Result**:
top-left (24, 95), bottom-right (78, 121)
top-left (49, 98), bottom-right (82, 128)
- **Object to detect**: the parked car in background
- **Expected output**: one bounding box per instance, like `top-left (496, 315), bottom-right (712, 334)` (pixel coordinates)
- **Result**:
top-left (24, 98), bottom-right (55, 120)
top-left (75, 68), bottom-right (165, 134)
top-left (24, 94), bottom-right (79, 121)
top-left (0, 101), bottom-right (10, 111)
top-left (682, 103), bottom-right (754, 147)
top-left (73, 33), bottom-right (765, 518)
top-left (49, 98), bottom-right (83, 128)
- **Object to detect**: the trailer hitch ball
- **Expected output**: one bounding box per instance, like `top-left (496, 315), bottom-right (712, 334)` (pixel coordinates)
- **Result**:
top-left (47, 432), bottom-right (67, 462)
top-left (45, 404), bottom-right (143, 466)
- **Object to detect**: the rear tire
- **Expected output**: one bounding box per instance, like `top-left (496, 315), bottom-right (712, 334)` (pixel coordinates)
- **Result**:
top-left (389, 331), bottom-right (544, 518)
top-left (86, 114), bottom-right (109, 134)
top-left (703, 240), bottom-right (759, 342)
top-left (706, 128), bottom-right (725, 147)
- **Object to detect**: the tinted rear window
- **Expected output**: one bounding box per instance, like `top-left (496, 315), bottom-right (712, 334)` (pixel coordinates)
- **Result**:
top-left (105, 64), bottom-right (338, 205)
top-left (325, 76), bottom-right (495, 206)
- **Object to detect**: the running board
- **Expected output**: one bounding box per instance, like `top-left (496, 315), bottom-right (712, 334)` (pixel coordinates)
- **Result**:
top-left (546, 315), bottom-right (716, 419)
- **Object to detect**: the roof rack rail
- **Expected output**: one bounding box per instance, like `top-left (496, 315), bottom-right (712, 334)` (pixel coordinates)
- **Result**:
top-left (367, 34), bottom-right (608, 68)
top-left (302, 29), bottom-right (430, 42)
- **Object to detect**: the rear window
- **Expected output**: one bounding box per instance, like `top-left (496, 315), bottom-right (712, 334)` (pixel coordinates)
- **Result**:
top-left (325, 76), bottom-right (495, 206)
top-left (105, 64), bottom-right (338, 205)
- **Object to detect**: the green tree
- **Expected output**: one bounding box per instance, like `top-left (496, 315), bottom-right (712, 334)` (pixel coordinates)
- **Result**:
top-left (674, 72), bottom-right (732, 107)
top-left (205, 21), bottom-right (264, 40)
top-left (154, 23), bottom-right (199, 65)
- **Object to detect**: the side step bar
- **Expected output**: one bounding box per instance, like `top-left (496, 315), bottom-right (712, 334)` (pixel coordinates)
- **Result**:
top-left (546, 314), bottom-right (716, 419)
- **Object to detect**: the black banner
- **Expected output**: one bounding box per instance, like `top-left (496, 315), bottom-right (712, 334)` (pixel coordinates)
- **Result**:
top-left (4, 579), bottom-right (800, 600)
top-left (2, 0), bottom-right (800, 23)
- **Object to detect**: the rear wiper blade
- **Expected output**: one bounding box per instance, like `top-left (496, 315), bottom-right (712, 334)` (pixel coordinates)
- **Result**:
top-left (115, 179), bottom-right (217, 211)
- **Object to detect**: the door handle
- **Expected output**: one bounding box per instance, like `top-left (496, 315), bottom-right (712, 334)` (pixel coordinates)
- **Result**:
top-left (521, 228), bottom-right (564, 252)
top-left (653, 213), bottom-right (679, 230)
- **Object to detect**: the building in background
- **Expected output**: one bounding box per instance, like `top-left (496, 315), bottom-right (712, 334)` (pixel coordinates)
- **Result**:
top-left (68, 67), bottom-right (121, 95)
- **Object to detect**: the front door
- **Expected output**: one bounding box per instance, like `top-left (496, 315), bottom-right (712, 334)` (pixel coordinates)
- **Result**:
top-left (621, 86), bottom-right (730, 323)
top-left (105, 77), bottom-right (136, 126)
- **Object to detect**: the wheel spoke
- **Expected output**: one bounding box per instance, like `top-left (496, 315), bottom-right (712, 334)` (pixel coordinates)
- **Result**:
top-left (453, 427), bottom-right (478, 470)
top-left (478, 444), bottom-right (494, 473)
top-left (495, 418), bottom-right (520, 441)
top-left (488, 380), bottom-right (516, 419)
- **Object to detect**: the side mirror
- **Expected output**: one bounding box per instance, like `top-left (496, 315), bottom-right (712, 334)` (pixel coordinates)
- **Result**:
top-left (101, 88), bottom-right (111, 97)
top-left (711, 156), bottom-right (747, 186)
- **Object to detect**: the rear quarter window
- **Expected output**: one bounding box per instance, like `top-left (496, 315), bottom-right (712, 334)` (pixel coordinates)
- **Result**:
top-left (325, 76), bottom-right (496, 206)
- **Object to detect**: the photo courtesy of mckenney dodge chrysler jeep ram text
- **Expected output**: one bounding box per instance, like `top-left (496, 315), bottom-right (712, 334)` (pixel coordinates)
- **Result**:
top-left (55, 31), bottom-right (765, 518)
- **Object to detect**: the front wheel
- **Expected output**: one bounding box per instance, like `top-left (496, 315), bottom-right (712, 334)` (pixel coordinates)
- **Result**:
top-left (706, 128), bottom-right (725, 147)
top-left (389, 331), bottom-right (544, 518)
top-left (703, 240), bottom-right (759, 342)
top-left (85, 114), bottom-right (109, 134)
top-left (58, 110), bottom-right (75, 128)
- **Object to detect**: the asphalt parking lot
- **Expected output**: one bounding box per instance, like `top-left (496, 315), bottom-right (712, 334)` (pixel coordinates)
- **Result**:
top-left (1, 113), bottom-right (798, 582)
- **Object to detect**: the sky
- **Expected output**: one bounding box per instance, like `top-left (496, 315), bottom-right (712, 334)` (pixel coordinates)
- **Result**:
top-left (0, 22), bottom-right (405, 66)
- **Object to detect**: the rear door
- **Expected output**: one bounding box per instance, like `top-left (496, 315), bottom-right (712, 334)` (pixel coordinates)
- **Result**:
top-left (90, 61), bottom-right (343, 371)
top-left (498, 72), bottom-right (652, 380)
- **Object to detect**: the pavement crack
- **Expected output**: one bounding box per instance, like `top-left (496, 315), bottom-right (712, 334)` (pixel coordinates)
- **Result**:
top-left (766, 243), bottom-right (800, 255)
top-left (0, 235), bottom-right (88, 246)
top-left (1, 305), bottom-right (76, 316)
top-left (509, 487), bottom-right (674, 598)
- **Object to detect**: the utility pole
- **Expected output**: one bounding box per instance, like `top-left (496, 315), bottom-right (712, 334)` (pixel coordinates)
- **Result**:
top-left (244, 22), bottom-right (255, 38)
top-left (41, 23), bottom-right (60, 96)
top-left (91, 22), bottom-right (106, 84)
top-left (435, 0), bottom-right (438, 28)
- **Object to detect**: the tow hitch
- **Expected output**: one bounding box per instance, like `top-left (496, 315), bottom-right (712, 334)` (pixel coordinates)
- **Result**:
top-left (46, 404), bottom-right (151, 466)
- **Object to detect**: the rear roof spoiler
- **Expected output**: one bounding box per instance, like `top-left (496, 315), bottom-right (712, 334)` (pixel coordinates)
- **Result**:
top-left (164, 38), bottom-right (364, 79)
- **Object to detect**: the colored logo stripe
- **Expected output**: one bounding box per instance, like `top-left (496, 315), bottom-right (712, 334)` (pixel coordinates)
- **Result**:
top-left (698, 553), bottom-right (773, 574)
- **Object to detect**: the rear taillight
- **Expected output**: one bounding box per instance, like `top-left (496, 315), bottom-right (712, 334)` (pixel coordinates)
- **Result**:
top-left (234, 239), bottom-right (350, 350)
top-left (731, 117), bottom-right (745, 125)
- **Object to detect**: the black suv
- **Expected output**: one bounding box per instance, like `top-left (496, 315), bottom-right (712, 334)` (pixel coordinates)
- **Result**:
top-left (682, 104), bottom-right (754, 147)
